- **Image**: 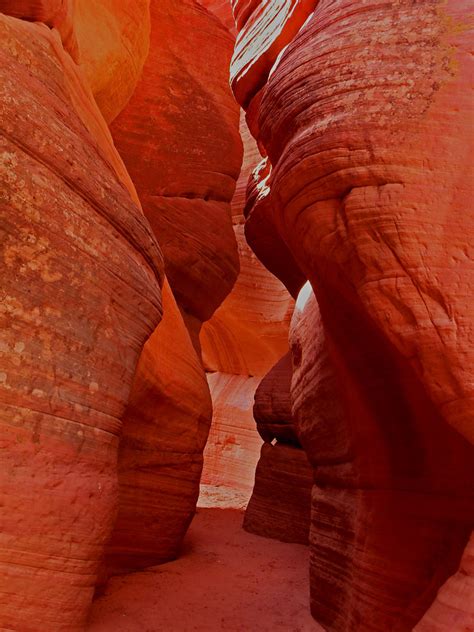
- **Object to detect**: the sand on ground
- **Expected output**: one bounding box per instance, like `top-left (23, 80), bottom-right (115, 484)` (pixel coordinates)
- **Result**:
top-left (87, 487), bottom-right (321, 632)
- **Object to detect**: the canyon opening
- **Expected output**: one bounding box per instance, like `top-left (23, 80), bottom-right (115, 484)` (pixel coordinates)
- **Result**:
top-left (1, 1), bottom-right (473, 631)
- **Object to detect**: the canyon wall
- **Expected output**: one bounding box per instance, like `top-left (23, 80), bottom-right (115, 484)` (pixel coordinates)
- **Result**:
top-left (104, 0), bottom-right (243, 573)
top-left (231, 0), bottom-right (474, 629)
top-left (0, 13), bottom-right (163, 628)
top-left (1, 0), bottom-right (243, 626)
top-left (198, 0), bottom-right (296, 499)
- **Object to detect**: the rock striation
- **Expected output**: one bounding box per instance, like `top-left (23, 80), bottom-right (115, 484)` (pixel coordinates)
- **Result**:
top-left (0, 14), bottom-right (163, 629)
top-left (106, 280), bottom-right (212, 574)
top-left (232, 0), bottom-right (474, 629)
top-left (0, 0), bottom-right (78, 57)
top-left (244, 352), bottom-right (312, 545)
top-left (110, 0), bottom-right (242, 333)
top-left (73, 0), bottom-right (151, 123)
top-left (101, 0), bottom-right (243, 575)
top-left (202, 373), bottom-right (262, 492)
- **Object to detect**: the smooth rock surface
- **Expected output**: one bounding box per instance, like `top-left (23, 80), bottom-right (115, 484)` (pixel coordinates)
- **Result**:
top-left (74, 0), bottom-right (151, 123)
top-left (253, 351), bottom-right (298, 445)
top-left (111, 0), bottom-right (242, 325)
top-left (243, 442), bottom-right (312, 545)
top-left (0, 15), bottom-right (162, 629)
top-left (202, 373), bottom-right (262, 493)
top-left (233, 1), bottom-right (474, 627)
top-left (106, 280), bottom-right (212, 574)
top-left (201, 224), bottom-right (294, 377)
top-left (0, 0), bottom-right (77, 57)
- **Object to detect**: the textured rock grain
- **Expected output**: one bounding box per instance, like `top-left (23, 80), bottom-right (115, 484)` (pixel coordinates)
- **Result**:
top-left (106, 280), bottom-right (212, 574)
top-left (0, 15), bottom-right (162, 629)
top-left (233, 0), bottom-right (474, 628)
top-left (111, 0), bottom-right (241, 325)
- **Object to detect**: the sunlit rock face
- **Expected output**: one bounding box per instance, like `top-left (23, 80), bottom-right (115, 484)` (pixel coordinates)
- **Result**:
top-left (232, 0), bottom-right (474, 629)
top-left (0, 14), bottom-right (162, 629)
top-left (107, 281), bottom-right (212, 574)
top-left (0, 0), bottom-right (78, 57)
top-left (202, 373), bottom-right (262, 492)
top-left (0, 1), bottom-right (151, 124)
top-left (110, 0), bottom-right (241, 330)
top-left (73, 0), bottom-right (151, 123)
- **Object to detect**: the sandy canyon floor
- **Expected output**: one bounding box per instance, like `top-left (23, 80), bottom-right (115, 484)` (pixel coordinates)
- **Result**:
top-left (88, 486), bottom-right (321, 632)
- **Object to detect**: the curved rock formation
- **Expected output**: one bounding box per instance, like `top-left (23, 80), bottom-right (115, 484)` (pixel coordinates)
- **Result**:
top-left (232, 0), bottom-right (474, 629)
top-left (202, 373), bottom-right (262, 492)
top-left (243, 442), bottom-right (312, 545)
top-left (414, 532), bottom-right (474, 632)
top-left (110, 0), bottom-right (242, 329)
top-left (0, 0), bottom-right (77, 57)
top-left (0, 1), bottom-right (149, 124)
top-left (244, 352), bottom-right (312, 544)
top-left (107, 280), bottom-right (212, 574)
top-left (0, 14), bottom-right (162, 629)
top-left (201, 224), bottom-right (293, 377)
top-left (253, 351), bottom-right (298, 445)
top-left (198, 0), bottom-right (236, 33)
top-left (74, 0), bottom-right (151, 123)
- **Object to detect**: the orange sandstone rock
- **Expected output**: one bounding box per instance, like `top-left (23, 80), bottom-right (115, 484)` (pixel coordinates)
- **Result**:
top-left (107, 280), bottom-right (212, 574)
top-left (111, 0), bottom-right (241, 325)
top-left (0, 14), bottom-right (162, 630)
top-left (244, 351), bottom-right (313, 544)
top-left (198, 0), bottom-right (236, 33)
top-left (0, 0), bottom-right (77, 58)
top-left (74, 0), bottom-right (151, 123)
top-left (234, 0), bottom-right (474, 628)
top-left (202, 373), bottom-right (262, 493)
top-left (243, 442), bottom-right (312, 545)
top-left (201, 224), bottom-right (293, 377)
top-left (253, 352), bottom-right (298, 445)
top-left (230, 0), bottom-right (318, 108)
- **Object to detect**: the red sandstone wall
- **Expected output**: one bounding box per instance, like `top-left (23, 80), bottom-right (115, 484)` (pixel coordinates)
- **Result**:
top-left (0, 14), bottom-right (163, 628)
top-left (231, 0), bottom-right (474, 629)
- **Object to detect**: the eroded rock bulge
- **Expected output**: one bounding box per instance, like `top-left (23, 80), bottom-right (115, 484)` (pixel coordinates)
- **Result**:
top-left (0, 0), bottom-right (78, 57)
top-left (102, 0), bottom-right (245, 574)
top-left (106, 281), bottom-right (212, 574)
top-left (232, 0), bottom-right (474, 629)
top-left (0, 1), bottom-right (151, 124)
top-left (73, 0), bottom-right (151, 124)
top-left (0, 15), bottom-right (163, 629)
top-left (111, 0), bottom-right (242, 329)
top-left (244, 352), bottom-right (312, 544)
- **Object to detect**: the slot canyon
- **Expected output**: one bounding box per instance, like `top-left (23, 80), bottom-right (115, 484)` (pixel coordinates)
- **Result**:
top-left (0, 0), bottom-right (473, 630)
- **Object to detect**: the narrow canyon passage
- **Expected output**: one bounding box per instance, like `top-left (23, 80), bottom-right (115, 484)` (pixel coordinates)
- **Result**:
top-left (88, 493), bottom-right (319, 632)
top-left (1, 1), bottom-right (473, 632)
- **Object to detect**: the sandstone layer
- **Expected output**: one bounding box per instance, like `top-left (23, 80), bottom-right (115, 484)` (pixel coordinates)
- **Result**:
top-left (0, 14), bottom-right (163, 629)
top-left (243, 442), bottom-right (312, 545)
top-left (202, 373), bottom-right (262, 492)
top-left (232, 0), bottom-right (474, 629)
top-left (74, 0), bottom-right (151, 123)
top-left (106, 280), bottom-right (212, 574)
top-left (244, 351), bottom-right (312, 544)
top-left (110, 0), bottom-right (242, 329)
top-left (198, 0), bottom-right (236, 33)
top-left (201, 224), bottom-right (293, 377)
top-left (0, 0), bottom-right (77, 57)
